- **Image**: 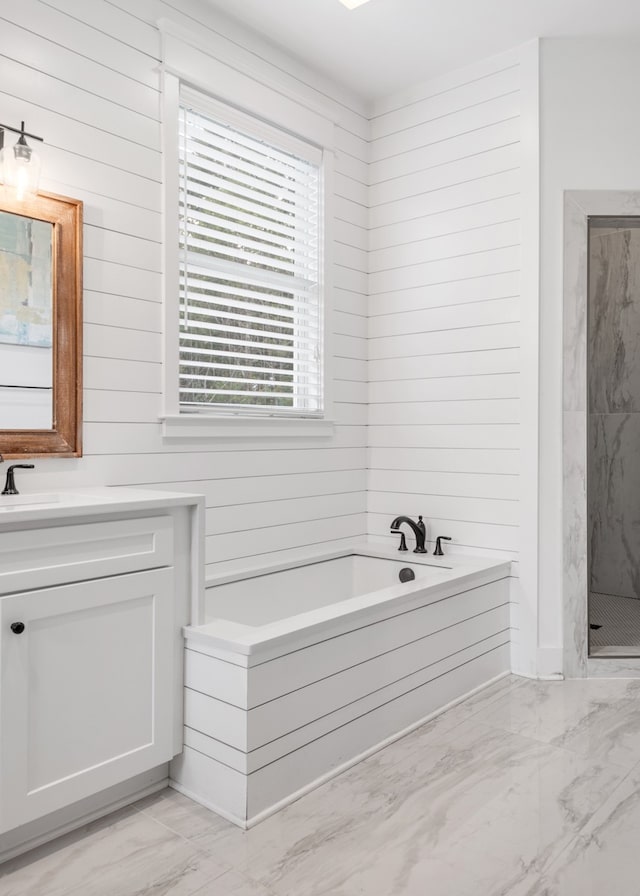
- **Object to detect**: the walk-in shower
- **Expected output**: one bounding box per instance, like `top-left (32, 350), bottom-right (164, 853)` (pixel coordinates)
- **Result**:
top-left (588, 217), bottom-right (640, 656)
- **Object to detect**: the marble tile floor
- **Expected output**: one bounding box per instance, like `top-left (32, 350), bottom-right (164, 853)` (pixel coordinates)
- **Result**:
top-left (6, 675), bottom-right (640, 895)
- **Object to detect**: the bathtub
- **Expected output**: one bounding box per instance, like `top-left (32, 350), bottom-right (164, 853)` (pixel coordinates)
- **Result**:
top-left (171, 546), bottom-right (511, 827)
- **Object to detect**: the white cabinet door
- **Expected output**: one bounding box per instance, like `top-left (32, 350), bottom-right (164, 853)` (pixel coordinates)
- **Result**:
top-left (0, 568), bottom-right (174, 833)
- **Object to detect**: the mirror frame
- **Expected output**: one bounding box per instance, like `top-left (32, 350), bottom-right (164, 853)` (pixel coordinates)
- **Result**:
top-left (0, 190), bottom-right (82, 458)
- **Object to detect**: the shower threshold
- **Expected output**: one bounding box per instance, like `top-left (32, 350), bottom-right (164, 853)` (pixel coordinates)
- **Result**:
top-left (590, 645), bottom-right (640, 658)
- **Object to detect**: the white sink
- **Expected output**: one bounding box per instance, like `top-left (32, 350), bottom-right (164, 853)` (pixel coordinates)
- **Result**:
top-left (0, 492), bottom-right (112, 512)
top-left (0, 493), bottom-right (62, 510)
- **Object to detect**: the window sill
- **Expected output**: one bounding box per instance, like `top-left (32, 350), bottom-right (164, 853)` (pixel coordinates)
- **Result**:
top-left (160, 414), bottom-right (336, 441)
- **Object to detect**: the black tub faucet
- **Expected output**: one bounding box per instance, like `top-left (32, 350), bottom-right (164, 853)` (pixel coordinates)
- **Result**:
top-left (390, 515), bottom-right (427, 553)
top-left (2, 464), bottom-right (35, 495)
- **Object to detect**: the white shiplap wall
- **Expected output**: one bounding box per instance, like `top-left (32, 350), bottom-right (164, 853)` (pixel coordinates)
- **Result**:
top-left (1, 0), bottom-right (369, 580)
top-left (3, 4), bottom-right (534, 670)
top-left (367, 52), bottom-right (522, 579)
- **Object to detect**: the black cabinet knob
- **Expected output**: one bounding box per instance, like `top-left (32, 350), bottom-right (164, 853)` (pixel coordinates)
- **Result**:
top-left (10, 622), bottom-right (25, 634)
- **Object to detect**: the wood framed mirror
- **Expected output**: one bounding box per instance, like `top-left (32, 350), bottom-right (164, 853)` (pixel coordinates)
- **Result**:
top-left (0, 190), bottom-right (82, 458)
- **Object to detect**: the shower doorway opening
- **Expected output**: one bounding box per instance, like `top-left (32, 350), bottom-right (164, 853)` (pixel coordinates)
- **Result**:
top-left (588, 216), bottom-right (640, 657)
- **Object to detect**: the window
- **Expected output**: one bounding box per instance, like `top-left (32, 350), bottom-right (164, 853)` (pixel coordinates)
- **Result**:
top-left (177, 92), bottom-right (324, 419)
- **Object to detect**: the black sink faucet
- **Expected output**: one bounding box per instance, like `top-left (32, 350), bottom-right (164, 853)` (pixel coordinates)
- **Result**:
top-left (2, 464), bottom-right (35, 495)
top-left (390, 515), bottom-right (427, 553)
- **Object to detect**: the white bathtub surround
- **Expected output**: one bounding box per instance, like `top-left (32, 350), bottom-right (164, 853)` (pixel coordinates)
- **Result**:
top-left (563, 191), bottom-right (640, 677)
top-left (171, 546), bottom-right (510, 826)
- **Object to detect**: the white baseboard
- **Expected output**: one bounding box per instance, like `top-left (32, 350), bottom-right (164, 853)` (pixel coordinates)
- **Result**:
top-left (510, 648), bottom-right (564, 680)
top-left (169, 780), bottom-right (249, 830)
top-left (535, 647), bottom-right (564, 679)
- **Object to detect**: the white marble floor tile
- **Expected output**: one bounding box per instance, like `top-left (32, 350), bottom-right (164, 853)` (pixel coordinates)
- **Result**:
top-left (452, 672), bottom-right (526, 713)
top-left (482, 678), bottom-right (640, 767)
top-left (205, 720), bottom-right (626, 896)
top-left (518, 767), bottom-right (640, 896)
top-left (398, 672), bottom-right (527, 742)
top-left (136, 787), bottom-right (241, 853)
top-left (335, 735), bottom-right (624, 896)
top-left (376, 672), bottom-right (527, 763)
top-left (201, 869), bottom-right (278, 895)
top-left (3, 677), bottom-right (639, 896)
top-left (0, 805), bottom-right (229, 896)
top-left (188, 688), bottom-right (497, 863)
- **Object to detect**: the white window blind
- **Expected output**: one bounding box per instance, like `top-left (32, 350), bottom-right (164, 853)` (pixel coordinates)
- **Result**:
top-left (178, 96), bottom-right (324, 417)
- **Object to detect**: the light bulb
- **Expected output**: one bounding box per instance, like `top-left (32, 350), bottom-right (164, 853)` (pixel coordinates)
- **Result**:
top-left (15, 163), bottom-right (31, 202)
top-left (0, 134), bottom-right (41, 200)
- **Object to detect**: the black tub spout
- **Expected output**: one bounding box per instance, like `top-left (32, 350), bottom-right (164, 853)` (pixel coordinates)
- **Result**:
top-left (390, 515), bottom-right (427, 553)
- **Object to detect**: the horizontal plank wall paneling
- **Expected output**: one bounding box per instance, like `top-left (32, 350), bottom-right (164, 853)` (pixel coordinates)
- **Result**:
top-left (3, 0), bottom-right (368, 581)
top-left (367, 51), bottom-right (522, 579)
top-left (6, 4), bottom-right (526, 683)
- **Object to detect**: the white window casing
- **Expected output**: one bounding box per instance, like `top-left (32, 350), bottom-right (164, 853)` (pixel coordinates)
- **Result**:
top-left (159, 24), bottom-right (335, 440)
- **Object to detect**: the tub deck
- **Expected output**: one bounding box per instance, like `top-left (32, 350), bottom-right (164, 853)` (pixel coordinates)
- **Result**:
top-left (187, 545), bottom-right (510, 660)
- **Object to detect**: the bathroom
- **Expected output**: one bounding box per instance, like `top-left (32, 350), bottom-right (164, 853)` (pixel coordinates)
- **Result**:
top-left (2, 1), bottom-right (640, 893)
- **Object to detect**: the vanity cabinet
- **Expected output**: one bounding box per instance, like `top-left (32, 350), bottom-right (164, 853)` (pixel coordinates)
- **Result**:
top-left (0, 491), bottom-right (204, 847)
top-left (0, 567), bottom-right (173, 832)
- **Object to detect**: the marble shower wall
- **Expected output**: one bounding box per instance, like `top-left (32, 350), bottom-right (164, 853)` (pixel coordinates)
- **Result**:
top-left (589, 223), bottom-right (640, 598)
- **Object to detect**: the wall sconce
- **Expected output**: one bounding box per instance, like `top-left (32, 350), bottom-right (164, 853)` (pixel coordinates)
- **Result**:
top-left (0, 121), bottom-right (43, 201)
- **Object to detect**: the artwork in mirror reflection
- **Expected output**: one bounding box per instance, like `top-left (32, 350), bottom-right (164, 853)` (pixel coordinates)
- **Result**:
top-left (0, 211), bottom-right (53, 430)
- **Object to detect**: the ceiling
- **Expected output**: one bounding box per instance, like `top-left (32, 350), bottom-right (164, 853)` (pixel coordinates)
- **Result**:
top-left (203, 0), bottom-right (640, 107)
